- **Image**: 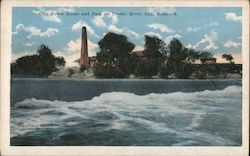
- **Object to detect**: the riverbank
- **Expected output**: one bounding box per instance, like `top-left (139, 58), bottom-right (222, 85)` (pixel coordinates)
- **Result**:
top-left (46, 63), bottom-right (242, 79)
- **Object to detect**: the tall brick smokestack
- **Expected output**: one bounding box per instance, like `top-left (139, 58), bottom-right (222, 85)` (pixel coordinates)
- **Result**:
top-left (80, 27), bottom-right (89, 68)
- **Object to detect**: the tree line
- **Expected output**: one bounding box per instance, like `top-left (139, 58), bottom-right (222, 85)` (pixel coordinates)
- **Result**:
top-left (11, 45), bottom-right (65, 77)
top-left (94, 32), bottom-right (233, 78)
top-left (11, 32), bottom-right (239, 78)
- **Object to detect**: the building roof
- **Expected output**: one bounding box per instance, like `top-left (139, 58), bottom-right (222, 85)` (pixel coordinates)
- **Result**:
top-left (89, 56), bottom-right (96, 61)
top-left (74, 56), bottom-right (96, 63)
top-left (74, 58), bottom-right (81, 62)
top-left (200, 57), bottom-right (217, 61)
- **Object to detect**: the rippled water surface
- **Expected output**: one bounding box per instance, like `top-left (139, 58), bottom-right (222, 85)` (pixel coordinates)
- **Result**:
top-left (11, 86), bottom-right (242, 146)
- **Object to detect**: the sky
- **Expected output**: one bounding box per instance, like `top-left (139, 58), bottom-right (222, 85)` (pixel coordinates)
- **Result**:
top-left (12, 7), bottom-right (242, 66)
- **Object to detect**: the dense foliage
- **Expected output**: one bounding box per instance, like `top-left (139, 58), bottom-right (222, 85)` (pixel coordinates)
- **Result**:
top-left (11, 34), bottom-right (240, 79)
top-left (94, 32), bottom-right (135, 78)
top-left (222, 54), bottom-right (234, 63)
top-left (160, 38), bottom-right (203, 78)
top-left (11, 45), bottom-right (65, 77)
top-left (94, 32), bottom-right (237, 79)
top-left (134, 35), bottom-right (167, 78)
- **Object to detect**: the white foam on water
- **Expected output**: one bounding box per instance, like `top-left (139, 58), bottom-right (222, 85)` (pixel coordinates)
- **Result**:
top-left (11, 86), bottom-right (242, 145)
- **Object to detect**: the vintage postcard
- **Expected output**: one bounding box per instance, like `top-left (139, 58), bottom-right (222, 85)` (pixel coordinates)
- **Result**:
top-left (1, 0), bottom-right (249, 156)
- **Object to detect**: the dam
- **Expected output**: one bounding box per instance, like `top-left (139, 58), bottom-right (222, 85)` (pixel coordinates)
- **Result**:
top-left (11, 78), bottom-right (242, 105)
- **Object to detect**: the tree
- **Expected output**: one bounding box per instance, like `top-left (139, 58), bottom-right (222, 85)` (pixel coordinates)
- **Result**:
top-left (199, 51), bottom-right (214, 60)
top-left (160, 38), bottom-right (201, 79)
top-left (135, 59), bottom-right (160, 78)
top-left (94, 32), bottom-right (135, 78)
top-left (144, 35), bottom-right (168, 59)
top-left (11, 44), bottom-right (65, 77)
top-left (68, 68), bottom-right (75, 78)
top-left (168, 38), bottom-right (183, 61)
top-left (183, 48), bottom-right (201, 63)
top-left (55, 57), bottom-right (66, 69)
top-left (12, 55), bottom-right (40, 76)
top-left (222, 54), bottom-right (234, 63)
top-left (134, 35), bottom-right (168, 78)
top-left (37, 45), bottom-right (57, 75)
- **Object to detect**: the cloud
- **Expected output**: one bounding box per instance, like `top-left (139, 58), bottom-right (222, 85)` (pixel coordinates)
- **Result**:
top-left (11, 51), bottom-right (35, 62)
top-left (93, 16), bottom-right (106, 27)
top-left (24, 26), bottom-right (42, 38)
top-left (164, 34), bottom-right (182, 44)
top-left (185, 44), bottom-right (196, 49)
top-left (125, 29), bottom-right (140, 38)
top-left (58, 38), bottom-right (98, 66)
top-left (195, 31), bottom-right (218, 50)
top-left (108, 24), bottom-right (140, 38)
top-left (224, 12), bottom-right (242, 22)
top-left (55, 52), bottom-right (81, 67)
top-left (12, 23), bottom-right (59, 38)
top-left (148, 7), bottom-right (176, 15)
top-left (39, 28), bottom-right (59, 37)
top-left (33, 8), bottom-right (62, 23)
top-left (23, 42), bottom-right (35, 47)
top-left (93, 16), bottom-right (107, 27)
top-left (108, 24), bottom-right (123, 33)
top-left (54, 38), bottom-right (98, 66)
top-left (71, 21), bottom-right (100, 38)
top-left (148, 23), bottom-right (174, 33)
top-left (65, 38), bottom-right (98, 56)
top-left (223, 40), bottom-right (241, 48)
top-left (209, 21), bottom-right (219, 27)
top-left (215, 53), bottom-right (242, 64)
top-left (58, 7), bottom-right (75, 13)
top-left (32, 7), bottom-right (75, 24)
top-left (186, 27), bottom-right (201, 32)
top-left (25, 26), bottom-right (59, 38)
top-left (144, 32), bottom-right (162, 39)
top-left (188, 21), bottom-right (218, 33)
top-left (91, 11), bottom-right (140, 39)
top-left (133, 45), bottom-right (144, 52)
top-left (66, 38), bottom-right (81, 52)
top-left (12, 23), bottom-right (25, 35)
top-left (92, 12), bottom-right (118, 27)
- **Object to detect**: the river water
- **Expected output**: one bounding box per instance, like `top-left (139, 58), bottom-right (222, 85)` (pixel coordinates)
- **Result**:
top-left (10, 81), bottom-right (242, 146)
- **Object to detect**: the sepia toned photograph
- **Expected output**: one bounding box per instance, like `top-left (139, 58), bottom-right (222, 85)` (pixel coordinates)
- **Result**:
top-left (1, 0), bottom-right (249, 156)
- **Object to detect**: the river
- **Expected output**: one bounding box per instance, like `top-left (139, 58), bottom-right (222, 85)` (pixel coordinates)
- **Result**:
top-left (10, 79), bottom-right (242, 146)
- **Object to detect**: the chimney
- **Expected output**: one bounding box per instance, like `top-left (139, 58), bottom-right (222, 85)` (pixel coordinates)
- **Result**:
top-left (80, 27), bottom-right (89, 68)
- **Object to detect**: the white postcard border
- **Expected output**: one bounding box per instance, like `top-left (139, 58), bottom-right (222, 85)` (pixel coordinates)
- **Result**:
top-left (1, 0), bottom-right (249, 156)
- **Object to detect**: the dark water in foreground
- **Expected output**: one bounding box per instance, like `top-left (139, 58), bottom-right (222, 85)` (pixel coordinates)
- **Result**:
top-left (10, 80), bottom-right (242, 146)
